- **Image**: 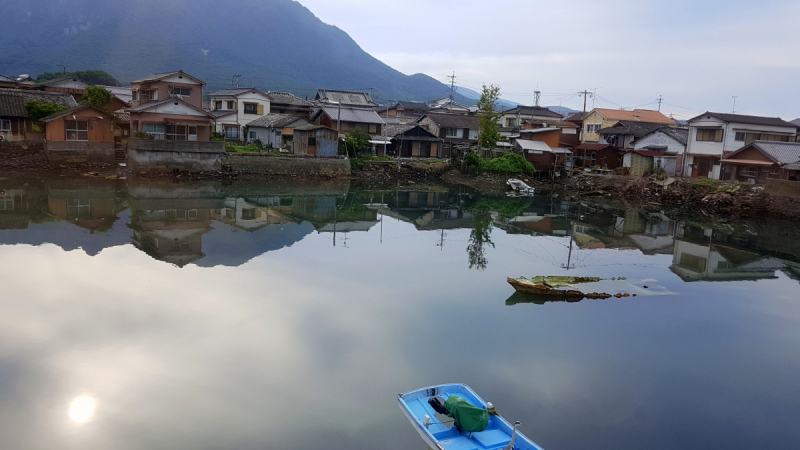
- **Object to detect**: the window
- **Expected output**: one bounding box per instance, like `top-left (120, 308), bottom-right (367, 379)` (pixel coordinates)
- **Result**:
top-left (734, 132), bottom-right (790, 143)
top-left (249, 131), bottom-right (257, 140)
top-left (242, 209), bottom-right (256, 220)
top-left (132, 91), bottom-right (139, 101)
top-left (308, 137), bottom-right (317, 146)
top-left (0, 119), bottom-right (10, 131)
top-left (369, 124), bottom-right (377, 133)
top-left (141, 90), bottom-right (158, 101)
top-left (227, 101), bottom-right (235, 110)
top-left (445, 128), bottom-right (459, 137)
top-left (679, 253), bottom-right (707, 272)
top-left (586, 123), bottom-right (602, 133)
top-left (215, 101), bottom-right (222, 110)
top-left (188, 209), bottom-right (198, 220)
top-left (224, 126), bottom-right (239, 139)
top-left (696, 128), bottom-right (723, 142)
top-left (169, 87), bottom-right (191, 96)
top-left (506, 118), bottom-right (517, 127)
top-left (143, 123), bottom-right (165, 139)
top-left (65, 120), bottom-right (88, 141)
top-left (166, 124), bottom-right (189, 140)
top-left (244, 103), bottom-right (258, 114)
top-left (769, 166), bottom-right (780, 178)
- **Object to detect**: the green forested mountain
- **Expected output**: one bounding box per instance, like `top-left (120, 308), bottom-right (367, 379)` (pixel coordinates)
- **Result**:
top-left (0, 0), bottom-right (468, 104)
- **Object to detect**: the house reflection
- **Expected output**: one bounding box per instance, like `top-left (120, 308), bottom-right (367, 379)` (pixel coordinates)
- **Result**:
top-left (47, 179), bottom-right (122, 232)
top-left (210, 197), bottom-right (294, 232)
top-left (0, 186), bottom-right (45, 230)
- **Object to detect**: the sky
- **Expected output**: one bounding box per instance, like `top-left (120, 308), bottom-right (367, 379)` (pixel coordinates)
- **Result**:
top-left (296, 0), bottom-right (800, 120)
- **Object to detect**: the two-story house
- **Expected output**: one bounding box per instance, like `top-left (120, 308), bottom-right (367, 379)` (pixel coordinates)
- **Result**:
top-left (581, 108), bottom-right (675, 143)
top-left (207, 88), bottom-right (271, 140)
top-left (418, 112), bottom-right (480, 157)
top-left (499, 106), bottom-right (563, 130)
top-left (683, 112), bottom-right (797, 179)
top-left (127, 71), bottom-right (215, 141)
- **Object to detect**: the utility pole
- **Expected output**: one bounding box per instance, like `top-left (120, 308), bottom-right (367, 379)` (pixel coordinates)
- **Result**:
top-left (447, 72), bottom-right (456, 100)
top-left (732, 96), bottom-right (738, 113)
top-left (578, 90), bottom-right (594, 143)
top-left (657, 95), bottom-right (663, 112)
top-left (534, 90), bottom-right (541, 107)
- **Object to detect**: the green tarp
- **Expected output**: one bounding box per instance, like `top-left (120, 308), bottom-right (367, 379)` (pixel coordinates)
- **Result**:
top-left (446, 395), bottom-right (489, 432)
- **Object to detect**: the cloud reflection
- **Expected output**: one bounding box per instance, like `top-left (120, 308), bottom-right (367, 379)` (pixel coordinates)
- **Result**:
top-left (69, 395), bottom-right (96, 423)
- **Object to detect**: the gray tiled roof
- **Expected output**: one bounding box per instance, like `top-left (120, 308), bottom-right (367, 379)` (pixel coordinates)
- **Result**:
top-left (315, 89), bottom-right (377, 107)
top-left (208, 88), bottom-right (261, 97)
top-left (396, 101), bottom-right (430, 111)
top-left (131, 71), bottom-right (206, 86)
top-left (207, 109), bottom-right (237, 118)
top-left (248, 113), bottom-right (309, 129)
top-left (691, 112), bottom-right (796, 128)
top-left (0, 74), bottom-right (16, 83)
top-left (503, 105), bottom-right (563, 118)
top-left (423, 112), bottom-right (480, 130)
top-left (0, 88), bottom-right (78, 118)
top-left (267, 91), bottom-right (311, 106)
top-left (315, 105), bottom-right (384, 124)
top-left (750, 141), bottom-right (800, 164)
top-left (790, 118), bottom-right (800, 127)
top-left (658, 127), bottom-right (689, 145)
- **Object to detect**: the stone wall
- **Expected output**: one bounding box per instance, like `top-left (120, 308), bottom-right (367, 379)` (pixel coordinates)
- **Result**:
top-left (45, 141), bottom-right (115, 165)
top-left (127, 138), bottom-right (226, 172)
top-left (224, 153), bottom-right (351, 177)
top-left (0, 141), bottom-right (44, 161)
top-left (765, 179), bottom-right (800, 199)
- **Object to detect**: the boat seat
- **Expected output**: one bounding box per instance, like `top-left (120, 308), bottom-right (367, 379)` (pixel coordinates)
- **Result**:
top-left (470, 429), bottom-right (511, 449)
top-left (439, 438), bottom-right (480, 450)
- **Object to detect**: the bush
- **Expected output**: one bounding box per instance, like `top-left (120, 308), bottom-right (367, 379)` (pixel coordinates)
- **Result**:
top-left (481, 153), bottom-right (536, 175)
top-left (25, 101), bottom-right (67, 121)
top-left (132, 131), bottom-right (152, 139)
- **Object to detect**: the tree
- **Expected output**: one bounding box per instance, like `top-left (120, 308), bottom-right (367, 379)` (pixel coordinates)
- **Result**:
top-left (80, 86), bottom-right (112, 111)
top-left (25, 101), bottom-right (67, 121)
top-left (476, 83), bottom-right (502, 149)
top-left (344, 129), bottom-right (371, 156)
top-left (466, 207), bottom-right (494, 270)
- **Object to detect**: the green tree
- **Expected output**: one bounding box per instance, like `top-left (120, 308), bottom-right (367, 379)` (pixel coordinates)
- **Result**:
top-left (476, 83), bottom-right (502, 149)
top-left (25, 101), bottom-right (67, 121)
top-left (80, 86), bottom-right (112, 111)
top-left (466, 207), bottom-right (494, 270)
top-left (344, 129), bottom-right (371, 155)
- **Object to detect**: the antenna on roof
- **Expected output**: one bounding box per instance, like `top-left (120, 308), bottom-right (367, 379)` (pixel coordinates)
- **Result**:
top-left (58, 64), bottom-right (66, 75)
top-left (534, 91), bottom-right (541, 107)
top-left (232, 74), bottom-right (241, 88)
top-left (731, 96), bottom-right (738, 114)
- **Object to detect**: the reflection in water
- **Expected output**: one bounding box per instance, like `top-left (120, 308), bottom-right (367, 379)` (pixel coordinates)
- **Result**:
top-left (0, 176), bottom-right (800, 449)
top-left (69, 395), bottom-right (96, 423)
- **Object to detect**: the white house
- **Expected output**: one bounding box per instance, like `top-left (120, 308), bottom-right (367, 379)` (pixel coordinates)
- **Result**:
top-left (628, 127), bottom-right (689, 175)
top-left (683, 112), bottom-right (797, 179)
top-left (207, 88), bottom-right (271, 139)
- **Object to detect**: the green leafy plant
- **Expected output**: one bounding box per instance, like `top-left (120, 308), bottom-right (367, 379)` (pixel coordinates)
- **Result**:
top-left (132, 131), bottom-right (152, 139)
top-left (80, 86), bottom-right (113, 111)
top-left (25, 101), bottom-right (67, 121)
top-left (344, 129), bottom-right (372, 156)
top-left (481, 153), bottom-right (536, 175)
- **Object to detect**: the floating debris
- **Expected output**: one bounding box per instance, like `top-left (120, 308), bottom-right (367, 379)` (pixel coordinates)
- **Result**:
top-left (507, 276), bottom-right (611, 299)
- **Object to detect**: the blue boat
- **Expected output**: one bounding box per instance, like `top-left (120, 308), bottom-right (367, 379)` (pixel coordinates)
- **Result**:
top-left (398, 383), bottom-right (545, 450)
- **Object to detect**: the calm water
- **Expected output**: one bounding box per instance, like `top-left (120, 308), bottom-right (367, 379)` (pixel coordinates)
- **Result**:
top-left (1, 176), bottom-right (799, 450)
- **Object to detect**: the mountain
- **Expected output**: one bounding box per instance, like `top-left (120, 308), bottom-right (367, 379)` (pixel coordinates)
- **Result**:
top-left (546, 106), bottom-right (580, 116)
top-left (453, 86), bottom-right (520, 109)
top-left (0, 0), bottom-right (471, 104)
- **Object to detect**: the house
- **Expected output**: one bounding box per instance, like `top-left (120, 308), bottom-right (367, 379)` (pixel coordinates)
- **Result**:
top-left (627, 150), bottom-right (677, 176)
top-left (522, 119), bottom-right (581, 148)
top-left (517, 127), bottom-right (562, 149)
top-left (267, 91), bottom-right (312, 116)
top-left (0, 88), bottom-right (77, 141)
top-left (597, 120), bottom-right (669, 149)
top-left (564, 111), bottom-right (588, 130)
top-left (33, 77), bottom-right (90, 100)
top-left (310, 104), bottom-right (384, 137)
top-left (292, 125), bottom-right (338, 156)
top-left (418, 112), bottom-right (480, 156)
top-left (41, 105), bottom-right (116, 164)
top-left (581, 108), bottom-right (675, 143)
top-left (246, 113), bottom-right (310, 149)
top-left (378, 101), bottom-right (430, 118)
top-left (671, 240), bottom-right (785, 282)
top-left (720, 141), bottom-right (800, 183)
top-left (572, 143), bottom-right (623, 169)
top-left (516, 139), bottom-right (571, 172)
top-left (127, 71), bottom-right (215, 140)
top-left (385, 124), bottom-right (443, 158)
top-left (207, 87), bottom-right (271, 139)
top-left (427, 97), bottom-right (471, 115)
top-left (631, 127), bottom-right (688, 175)
top-left (0, 74), bottom-right (16, 89)
top-left (314, 89), bottom-right (377, 108)
top-left (683, 112), bottom-right (798, 179)
top-left (499, 106), bottom-right (563, 129)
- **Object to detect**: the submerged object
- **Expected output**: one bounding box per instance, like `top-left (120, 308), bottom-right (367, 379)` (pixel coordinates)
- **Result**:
top-left (507, 276), bottom-right (611, 299)
top-left (399, 383), bottom-right (545, 450)
top-left (507, 178), bottom-right (535, 196)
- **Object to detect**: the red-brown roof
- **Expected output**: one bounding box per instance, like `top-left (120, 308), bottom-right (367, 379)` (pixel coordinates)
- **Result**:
top-left (593, 108), bottom-right (675, 124)
top-left (574, 143), bottom-right (615, 151)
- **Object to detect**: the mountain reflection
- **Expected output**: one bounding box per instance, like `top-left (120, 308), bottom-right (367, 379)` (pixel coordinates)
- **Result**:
top-left (0, 176), bottom-right (798, 279)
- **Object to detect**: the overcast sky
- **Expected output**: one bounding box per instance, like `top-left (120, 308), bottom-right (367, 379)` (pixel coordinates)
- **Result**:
top-left (297, 0), bottom-right (800, 120)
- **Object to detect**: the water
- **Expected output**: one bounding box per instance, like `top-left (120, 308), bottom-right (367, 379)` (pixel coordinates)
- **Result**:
top-left (1, 176), bottom-right (799, 450)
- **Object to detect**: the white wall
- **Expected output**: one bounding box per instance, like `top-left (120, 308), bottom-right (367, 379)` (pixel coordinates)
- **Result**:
top-left (634, 131), bottom-right (686, 154)
top-left (236, 92), bottom-right (271, 128)
top-left (687, 117), bottom-right (796, 156)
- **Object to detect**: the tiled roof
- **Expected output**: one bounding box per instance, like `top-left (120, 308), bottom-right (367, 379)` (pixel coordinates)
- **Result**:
top-left (315, 89), bottom-right (377, 107)
top-left (658, 127), bottom-right (689, 145)
top-left (384, 121), bottom-right (416, 137)
top-left (0, 74), bottom-right (16, 83)
top-left (294, 124), bottom-right (335, 132)
top-left (634, 150), bottom-right (672, 157)
top-left (593, 108), bottom-right (675, 124)
top-left (115, 111), bottom-right (130, 122)
top-left (790, 118), bottom-right (800, 127)
top-left (0, 88), bottom-right (77, 117)
top-left (517, 140), bottom-right (552, 152)
top-left (126, 97), bottom-right (214, 116)
top-left (35, 77), bottom-right (89, 88)
top-left (131, 70), bottom-right (206, 86)
top-left (747, 141), bottom-right (800, 164)
top-left (267, 91), bottom-right (311, 106)
top-left (248, 113), bottom-right (309, 129)
top-left (598, 120), bottom-right (664, 138)
top-left (315, 105), bottom-right (384, 124)
top-left (396, 101), bottom-right (430, 111)
top-left (527, 119), bottom-right (579, 128)
top-left (503, 105), bottom-right (563, 118)
top-left (208, 88), bottom-right (262, 97)
top-left (41, 105), bottom-right (112, 122)
top-left (423, 112), bottom-right (479, 130)
top-left (689, 112), bottom-right (795, 128)
top-left (207, 109), bottom-right (237, 118)
top-left (565, 111), bottom-right (588, 122)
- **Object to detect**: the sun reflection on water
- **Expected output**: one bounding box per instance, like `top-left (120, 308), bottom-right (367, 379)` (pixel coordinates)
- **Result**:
top-left (69, 395), bottom-right (96, 423)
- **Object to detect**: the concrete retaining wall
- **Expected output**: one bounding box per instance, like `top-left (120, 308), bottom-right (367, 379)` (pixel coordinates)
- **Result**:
top-left (0, 141), bottom-right (44, 161)
top-left (128, 138), bottom-right (226, 172)
top-left (766, 179), bottom-right (800, 199)
top-left (45, 141), bottom-right (115, 165)
top-left (224, 153), bottom-right (351, 177)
